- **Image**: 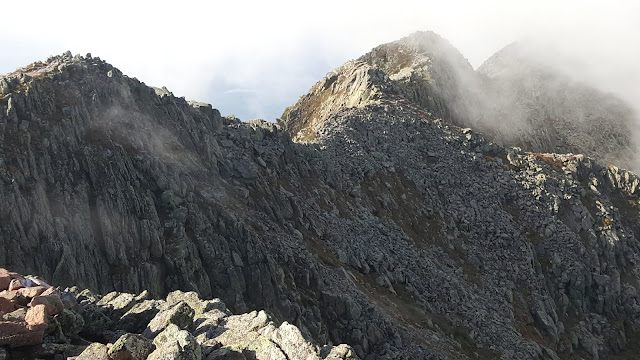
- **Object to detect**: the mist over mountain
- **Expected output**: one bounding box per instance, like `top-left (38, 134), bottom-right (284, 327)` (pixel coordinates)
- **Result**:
top-left (282, 32), bottom-right (639, 172)
top-left (2, 31), bottom-right (640, 360)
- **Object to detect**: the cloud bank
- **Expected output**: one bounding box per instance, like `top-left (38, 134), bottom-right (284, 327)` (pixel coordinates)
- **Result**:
top-left (1, 0), bottom-right (639, 121)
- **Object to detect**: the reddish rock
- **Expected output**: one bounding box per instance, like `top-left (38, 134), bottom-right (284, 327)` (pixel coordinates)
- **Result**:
top-left (17, 286), bottom-right (48, 299)
top-left (25, 304), bottom-right (48, 331)
top-left (0, 290), bottom-right (18, 302)
top-left (0, 321), bottom-right (45, 346)
top-left (29, 290), bottom-right (64, 316)
top-left (0, 290), bottom-right (28, 307)
top-left (0, 274), bottom-right (10, 291)
top-left (0, 297), bottom-right (15, 315)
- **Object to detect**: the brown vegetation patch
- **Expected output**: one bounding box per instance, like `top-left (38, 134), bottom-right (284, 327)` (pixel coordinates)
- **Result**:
top-left (300, 229), bottom-right (341, 268)
top-left (361, 172), bottom-right (482, 286)
top-left (529, 152), bottom-right (568, 173)
top-left (348, 269), bottom-right (497, 359)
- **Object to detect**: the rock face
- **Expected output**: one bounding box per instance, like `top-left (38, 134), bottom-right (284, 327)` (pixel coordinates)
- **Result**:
top-left (2, 43), bottom-right (640, 360)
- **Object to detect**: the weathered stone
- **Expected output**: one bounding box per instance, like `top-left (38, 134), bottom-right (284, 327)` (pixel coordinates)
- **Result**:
top-left (29, 289), bottom-right (64, 315)
top-left (118, 300), bottom-right (163, 333)
top-left (25, 304), bottom-right (48, 330)
top-left (148, 323), bottom-right (201, 360)
top-left (0, 321), bottom-right (45, 346)
top-left (206, 348), bottom-right (247, 360)
top-left (56, 309), bottom-right (85, 336)
top-left (2, 308), bottom-right (27, 322)
top-left (143, 301), bottom-right (194, 339)
top-left (17, 285), bottom-right (49, 298)
top-left (0, 298), bottom-right (14, 315)
top-left (0, 274), bottom-right (10, 292)
top-left (108, 333), bottom-right (155, 360)
top-left (76, 342), bottom-right (110, 360)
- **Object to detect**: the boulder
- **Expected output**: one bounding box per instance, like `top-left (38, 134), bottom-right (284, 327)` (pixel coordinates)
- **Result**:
top-left (0, 298), bottom-right (15, 315)
top-left (323, 344), bottom-right (359, 359)
top-left (108, 333), bottom-right (155, 360)
top-left (56, 309), bottom-right (85, 336)
top-left (118, 300), bottom-right (163, 333)
top-left (148, 323), bottom-right (201, 360)
top-left (143, 301), bottom-right (194, 339)
top-left (0, 321), bottom-right (45, 346)
top-left (17, 285), bottom-right (49, 298)
top-left (29, 288), bottom-right (64, 315)
top-left (2, 308), bottom-right (27, 322)
top-left (76, 342), bottom-right (110, 360)
top-left (25, 304), bottom-right (48, 330)
top-left (0, 271), bottom-right (10, 291)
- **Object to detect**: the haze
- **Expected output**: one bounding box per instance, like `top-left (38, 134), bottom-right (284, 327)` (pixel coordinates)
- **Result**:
top-left (1, 0), bottom-right (638, 121)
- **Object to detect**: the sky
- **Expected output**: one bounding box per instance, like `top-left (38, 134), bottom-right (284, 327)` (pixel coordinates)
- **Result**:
top-left (1, 1), bottom-right (639, 121)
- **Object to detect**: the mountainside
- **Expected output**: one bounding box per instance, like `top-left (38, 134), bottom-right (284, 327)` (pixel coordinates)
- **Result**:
top-left (477, 42), bottom-right (638, 171)
top-left (1, 35), bottom-right (640, 360)
top-left (281, 32), bottom-right (638, 172)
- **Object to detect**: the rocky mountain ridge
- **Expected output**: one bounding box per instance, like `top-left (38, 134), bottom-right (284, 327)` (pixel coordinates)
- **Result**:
top-left (281, 32), bottom-right (639, 172)
top-left (1, 35), bottom-right (640, 360)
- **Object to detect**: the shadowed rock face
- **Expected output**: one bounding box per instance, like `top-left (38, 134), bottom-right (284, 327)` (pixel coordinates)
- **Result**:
top-left (2, 38), bottom-right (640, 359)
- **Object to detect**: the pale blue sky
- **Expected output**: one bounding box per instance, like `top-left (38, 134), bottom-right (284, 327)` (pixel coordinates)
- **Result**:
top-left (2, 0), bottom-right (638, 121)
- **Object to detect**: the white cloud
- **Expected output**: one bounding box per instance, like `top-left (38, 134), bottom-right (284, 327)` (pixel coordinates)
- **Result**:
top-left (1, 0), bottom-right (639, 120)
top-left (223, 89), bottom-right (257, 94)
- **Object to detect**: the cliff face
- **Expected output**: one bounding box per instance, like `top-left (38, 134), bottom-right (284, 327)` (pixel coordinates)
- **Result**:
top-left (2, 38), bottom-right (640, 360)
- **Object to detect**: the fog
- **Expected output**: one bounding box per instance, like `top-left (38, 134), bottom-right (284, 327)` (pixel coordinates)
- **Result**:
top-left (1, 0), bottom-right (639, 123)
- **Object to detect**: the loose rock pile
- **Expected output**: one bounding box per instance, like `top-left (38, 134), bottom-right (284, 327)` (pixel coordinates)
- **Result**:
top-left (0, 268), bottom-right (357, 360)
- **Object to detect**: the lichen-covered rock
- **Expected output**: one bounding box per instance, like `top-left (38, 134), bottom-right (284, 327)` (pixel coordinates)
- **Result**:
top-left (148, 323), bottom-right (201, 360)
top-left (108, 333), bottom-right (155, 360)
top-left (143, 301), bottom-right (194, 339)
top-left (56, 309), bottom-right (85, 337)
top-left (118, 299), bottom-right (164, 333)
top-left (76, 342), bottom-right (110, 360)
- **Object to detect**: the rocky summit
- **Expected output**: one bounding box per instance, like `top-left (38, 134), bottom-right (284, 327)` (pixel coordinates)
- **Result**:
top-left (0, 32), bottom-right (640, 360)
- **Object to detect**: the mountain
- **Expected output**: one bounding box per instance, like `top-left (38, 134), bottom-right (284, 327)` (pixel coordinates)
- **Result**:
top-left (281, 31), bottom-right (638, 171)
top-left (477, 41), bottom-right (638, 170)
top-left (1, 33), bottom-right (640, 360)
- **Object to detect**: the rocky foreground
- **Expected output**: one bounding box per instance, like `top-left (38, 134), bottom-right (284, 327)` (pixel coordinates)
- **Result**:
top-left (0, 268), bottom-right (356, 359)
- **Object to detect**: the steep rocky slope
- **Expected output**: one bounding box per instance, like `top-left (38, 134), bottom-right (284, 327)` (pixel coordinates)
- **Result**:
top-left (281, 31), bottom-right (638, 171)
top-left (2, 44), bottom-right (640, 360)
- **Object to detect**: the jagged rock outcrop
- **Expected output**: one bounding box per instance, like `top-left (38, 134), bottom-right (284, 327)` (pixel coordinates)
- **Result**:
top-left (2, 41), bottom-right (640, 360)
